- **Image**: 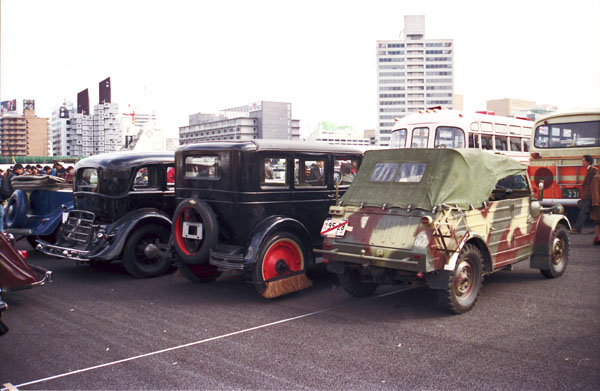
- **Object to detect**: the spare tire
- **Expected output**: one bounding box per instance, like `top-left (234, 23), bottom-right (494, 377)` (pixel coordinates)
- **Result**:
top-left (5, 190), bottom-right (28, 228)
top-left (172, 198), bottom-right (218, 264)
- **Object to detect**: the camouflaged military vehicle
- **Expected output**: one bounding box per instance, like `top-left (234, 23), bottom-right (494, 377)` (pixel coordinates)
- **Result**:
top-left (316, 148), bottom-right (571, 314)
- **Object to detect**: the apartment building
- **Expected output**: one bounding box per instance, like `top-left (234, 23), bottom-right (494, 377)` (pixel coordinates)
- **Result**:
top-left (0, 100), bottom-right (49, 156)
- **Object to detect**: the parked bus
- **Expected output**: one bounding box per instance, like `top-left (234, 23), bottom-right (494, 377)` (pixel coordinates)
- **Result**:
top-left (528, 110), bottom-right (600, 206)
top-left (389, 107), bottom-right (533, 164)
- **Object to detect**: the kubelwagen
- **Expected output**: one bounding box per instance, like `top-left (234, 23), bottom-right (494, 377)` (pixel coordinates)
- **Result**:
top-left (170, 140), bottom-right (361, 298)
top-left (37, 152), bottom-right (176, 278)
top-left (316, 148), bottom-right (570, 313)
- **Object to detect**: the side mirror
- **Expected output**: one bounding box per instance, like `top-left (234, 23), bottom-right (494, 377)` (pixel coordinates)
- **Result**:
top-left (537, 180), bottom-right (544, 201)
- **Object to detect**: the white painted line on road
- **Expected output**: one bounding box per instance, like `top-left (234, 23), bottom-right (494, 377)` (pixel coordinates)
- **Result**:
top-left (4, 289), bottom-right (406, 390)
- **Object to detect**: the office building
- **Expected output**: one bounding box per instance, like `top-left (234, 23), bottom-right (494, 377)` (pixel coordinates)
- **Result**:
top-left (376, 15), bottom-right (454, 146)
top-left (179, 101), bottom-right (300, 145)
top-left (487, 97), bottom-right (557, 120)
top-left (0, 99), bottom-right (49, 156)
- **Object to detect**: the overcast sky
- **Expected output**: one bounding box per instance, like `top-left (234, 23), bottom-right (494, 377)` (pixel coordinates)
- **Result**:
top-left (1, 0), bottom-right (599, 137)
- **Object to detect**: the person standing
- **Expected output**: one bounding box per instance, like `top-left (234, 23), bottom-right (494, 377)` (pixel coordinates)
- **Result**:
top-left (591, 169), bottom-right (600, 245)
top-left (573, 155), bottom-right (598, 233)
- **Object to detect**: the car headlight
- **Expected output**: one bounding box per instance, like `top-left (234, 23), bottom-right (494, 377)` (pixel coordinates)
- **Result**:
top-left (414, 231), bottom-right (429, 248)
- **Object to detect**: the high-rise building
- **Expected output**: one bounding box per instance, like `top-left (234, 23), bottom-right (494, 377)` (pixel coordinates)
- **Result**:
top-left (51, 79), bottom-right (121, 157)
top-left (376, 15), bottom-right (454, 146)
top-left (0, 100), bottom-right (49, 156)
top-left (179, 101), bottom-right (300, 145)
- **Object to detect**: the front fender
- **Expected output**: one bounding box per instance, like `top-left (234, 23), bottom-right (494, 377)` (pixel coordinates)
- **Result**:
top-left (530, 214), bottom-right (571, 269)
top-left (28, 201), bottom-right (74, 236)
top-left (243, 216), bottom-right (311, 266)
top-left (89, 208), bottom-right (172, 261)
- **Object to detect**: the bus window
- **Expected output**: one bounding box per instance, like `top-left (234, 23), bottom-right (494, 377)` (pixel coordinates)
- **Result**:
top-left (509, 125), bottom-right (521, 135)
top-left (495, 136), bottom-right (508, 151)
top-left (411, 127), bottom-right (429, 148)
top-left (470, 122), bottom-right (480, 131)
top-left (481, 135), bottom-right (493, 150)
top-left (509, 137), bottom-right (522, 152)
top-left (536, 121), bottom-right (600, 148)
top-left (390, 128), bottom-right (407, 148)
top-left (523, 139), bottom-right (529, 152)
top-left (534, 126), bottom-right (550, 148)
top-left (434, 126), bottom-right (465, 148)
top-left (523, 127), bottom-right (532, 137)
top-left (481, 122), bottom-right (493, 133)
top-left (469, 133), bottom-right (480, 149)
top-left (495, 124), bottom-right (508, 134)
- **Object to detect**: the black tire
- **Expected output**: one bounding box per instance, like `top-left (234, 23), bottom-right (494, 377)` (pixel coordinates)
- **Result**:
top-left (253, 232), bottom-right (308, 296)
top-left (172, 199), bottom-right (218, 264)
top-left (122, 224), bottom-right (171, 278)
top-left (5, 190), bottom-right (27, 228)
top-left (176, 255), bottom-right (222, 283)
top-left (339, 267), bottom-right (378, 297)
top-left (438, 243), bottom-right (483, 314)
top-left (540, 225), bottom-right (569, 278)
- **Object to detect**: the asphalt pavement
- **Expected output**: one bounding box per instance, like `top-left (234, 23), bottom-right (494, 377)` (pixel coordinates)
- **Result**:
top-left (0, 231), bottom-right (599, 390)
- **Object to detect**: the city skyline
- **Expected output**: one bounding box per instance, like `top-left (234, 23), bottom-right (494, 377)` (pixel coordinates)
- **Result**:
top-left (1, 0), bottom-right (599, 138)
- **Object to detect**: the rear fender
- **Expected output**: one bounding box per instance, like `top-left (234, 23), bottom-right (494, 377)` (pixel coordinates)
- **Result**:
top-left (530, 214), bottom-right (571, 269)
top-left (243, 216), bottom-right (311, 266)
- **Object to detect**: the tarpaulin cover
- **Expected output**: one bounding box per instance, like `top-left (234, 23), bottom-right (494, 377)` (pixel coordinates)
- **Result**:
top-left (341, 148), bottom-right (527, 210)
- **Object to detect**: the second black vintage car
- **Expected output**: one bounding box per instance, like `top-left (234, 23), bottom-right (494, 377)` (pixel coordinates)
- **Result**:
top-left (171, 140), bottom-right (362, 298)
top-left (37, 152), bottom-right (176, 278)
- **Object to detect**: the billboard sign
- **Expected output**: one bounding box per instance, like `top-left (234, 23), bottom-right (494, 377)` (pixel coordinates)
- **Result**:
top-left (0, 99), bottom-right (17, 114)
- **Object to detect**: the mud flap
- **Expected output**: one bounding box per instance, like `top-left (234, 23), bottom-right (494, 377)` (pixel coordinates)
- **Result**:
top-left (425, 270), bottom-right (450, 290)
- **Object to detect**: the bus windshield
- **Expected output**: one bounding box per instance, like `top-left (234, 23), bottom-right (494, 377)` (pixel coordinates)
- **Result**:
top-left (534, 120), bottom-right (600, 148)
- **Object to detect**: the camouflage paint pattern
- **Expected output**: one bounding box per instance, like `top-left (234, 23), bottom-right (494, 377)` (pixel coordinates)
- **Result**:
top-left (319, 193), bottom-right (569, 277)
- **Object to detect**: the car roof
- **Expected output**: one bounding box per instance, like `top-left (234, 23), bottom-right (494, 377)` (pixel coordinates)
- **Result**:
top-left (342, 148), bottom-right (527, 211)
top-left (75, 151), bottom-right (174, 170)
top-left (177, 140), bottom-right (363, 154)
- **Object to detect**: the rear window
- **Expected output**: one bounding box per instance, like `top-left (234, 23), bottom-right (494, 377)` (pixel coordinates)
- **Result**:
top-left (184, 156), bottom-right (220, 179)
top-left (370, 162), bottom-right (426, 183)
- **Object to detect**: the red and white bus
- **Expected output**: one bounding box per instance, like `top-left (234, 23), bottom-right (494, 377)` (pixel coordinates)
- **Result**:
top-left (528, 110), bottom-right (600, 206)
top-left (389, 108), bottom-right (533, 164)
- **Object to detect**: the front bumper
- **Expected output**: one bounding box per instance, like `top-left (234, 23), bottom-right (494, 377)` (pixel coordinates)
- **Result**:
top-left (36, 239), bottom-right (91, 262)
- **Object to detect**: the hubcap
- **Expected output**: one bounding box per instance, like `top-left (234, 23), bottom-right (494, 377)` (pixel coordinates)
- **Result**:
top-left (144, 243), bottom-right (158, 259)
top-left (455, 261), bottom-right (473, 297)
top-left (262, 239), bottom-right (303, 281)
top-left (551, 237), bottom-right (565, 266)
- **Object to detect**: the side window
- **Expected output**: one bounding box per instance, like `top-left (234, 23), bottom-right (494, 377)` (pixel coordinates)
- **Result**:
top-left (523, 139), bottom-right (530, 152)
top-left (481, 135), bottom-right (493, 150)
top-left (468, 133), bottom-right (480, 149)
top-left (295, 158), bottom-right (326, 187)
top-left (166, 165), bottom-right (175, 187)
top-left (133, 165), bottom-right (159, 189)
top-left (495, 136), bottom-right (508, 151)
top-left (184, 156), bottom-right (220, 179)
top-left (334, 158), bottom-right (359, 186)
top-left (411, 127), bottom-right (429, 148)
top-left (261, 157), bottom-right (287, 188)
top-left (509, 137), bottom-right (522, 152)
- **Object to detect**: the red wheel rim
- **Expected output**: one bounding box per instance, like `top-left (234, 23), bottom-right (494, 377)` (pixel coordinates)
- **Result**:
top-left (262, 239), bottom-right (304, 281)
top-left (175, 206), bottom-right (203, 256)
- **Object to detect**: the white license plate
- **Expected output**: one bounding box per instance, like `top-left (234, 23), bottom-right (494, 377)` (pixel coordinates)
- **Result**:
top-left (62, 212), bottom-right (69, 224)
top-left (320, 219), bottom-right (347, 238)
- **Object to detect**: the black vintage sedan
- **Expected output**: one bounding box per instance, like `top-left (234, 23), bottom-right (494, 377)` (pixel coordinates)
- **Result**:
top-left (171, 140), bottom-right (362, 298)
top-left (37, 152), bottom-right (176, 278)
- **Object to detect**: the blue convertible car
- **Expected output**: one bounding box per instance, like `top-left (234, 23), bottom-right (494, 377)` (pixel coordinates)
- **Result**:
top-left (4, 175), bottom-right (74, 247)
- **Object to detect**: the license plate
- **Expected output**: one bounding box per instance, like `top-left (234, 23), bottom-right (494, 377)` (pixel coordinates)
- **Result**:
top-left (62, 212), bottom-right (69, 224)
top-left (321, 219), bottom-right (347, 238)
top-left (562, 188), bottom-right (580, 198)
top-left (182, 222), bottom-right (203, 240)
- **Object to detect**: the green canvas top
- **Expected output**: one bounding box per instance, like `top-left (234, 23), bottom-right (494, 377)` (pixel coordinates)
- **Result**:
top-left (341, 148), bottom-right (528, 210)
